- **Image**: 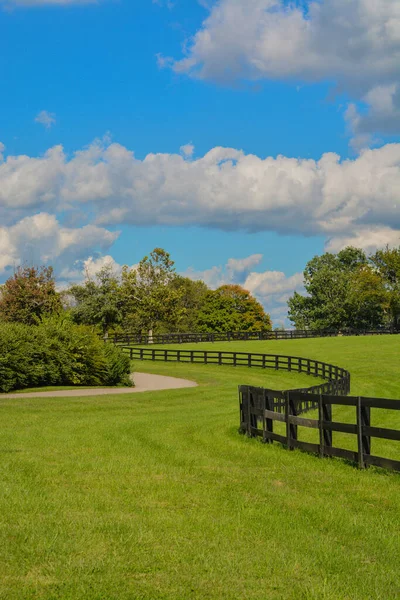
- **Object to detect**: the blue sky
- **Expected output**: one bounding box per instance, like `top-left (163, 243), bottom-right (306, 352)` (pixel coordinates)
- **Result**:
top-left (0, 0), bottom-right (399, 325)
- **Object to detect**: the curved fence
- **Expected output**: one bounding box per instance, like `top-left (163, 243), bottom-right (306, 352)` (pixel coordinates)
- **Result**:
top-left (122, 343), bottom-right (400, 472)
top-left (122, 346), bottom-right (350, 413)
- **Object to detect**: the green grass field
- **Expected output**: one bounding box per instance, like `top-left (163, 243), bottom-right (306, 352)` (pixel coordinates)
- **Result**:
top-left (1, 336), bottom-right (399, 599)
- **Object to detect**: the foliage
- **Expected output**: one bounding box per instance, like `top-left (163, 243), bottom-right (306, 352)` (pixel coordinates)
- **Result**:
top-left (161, 276), bottom-right (209, 332)
top-left (103, 343), bottom-right (132, 386)
top-left (346, 266), bottom-right (387, 329)
top-left (0, 318), bottom-right (132, 392)
top-left (288, 247), bottom-right (368, 330)
top-left (287, 246), bottom-right (398, 330)
top-left (121, 248), bottom-right (183, 336)
top-left (196, 284), bottom-right (272, 332)
top-left (370, 245), bottom-right (400, 328)
top-left (0, 266), bottom-right (62, 325)
top-left (69, 265), bottom-right (124, 336)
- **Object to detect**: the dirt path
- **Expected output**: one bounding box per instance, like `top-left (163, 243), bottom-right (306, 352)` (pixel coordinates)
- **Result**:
top-left (0, 373), bottom-right (198, 399)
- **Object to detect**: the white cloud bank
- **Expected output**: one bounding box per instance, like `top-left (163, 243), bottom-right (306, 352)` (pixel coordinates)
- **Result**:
top-left (0, 212), bottom-right (118, 275)
top-left (1, 139), bottom-right (400, 253)
top-left (164, 0), bottom-right (400, 139)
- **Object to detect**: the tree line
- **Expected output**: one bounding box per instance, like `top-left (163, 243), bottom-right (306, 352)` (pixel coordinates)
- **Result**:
top-left (1, 244), bottom-right (399, 336)
top-left (288, 245), bottom-right (400, 331)
top-left (0, 248), bottom-right (272, 336)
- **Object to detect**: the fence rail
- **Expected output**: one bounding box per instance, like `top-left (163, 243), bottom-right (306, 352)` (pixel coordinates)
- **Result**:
top-left (121, 343), bottom-right (400, 473)
top-left (110, 328), bottom-right (398, 345)
top-left (122, 346), bottom-right (350, 412)
top-left (239, 388), bottom-right (400, 472)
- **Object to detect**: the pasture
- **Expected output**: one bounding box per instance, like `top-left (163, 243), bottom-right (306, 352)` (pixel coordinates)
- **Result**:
top-left (0, 336), bottom-right (399, 599)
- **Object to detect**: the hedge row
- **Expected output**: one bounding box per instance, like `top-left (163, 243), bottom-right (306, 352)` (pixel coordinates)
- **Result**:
top-left (0, 318), bottom-right (132, 393)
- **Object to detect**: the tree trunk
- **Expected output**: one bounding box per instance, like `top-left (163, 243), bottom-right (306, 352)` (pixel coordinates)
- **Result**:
top-left (148, 328), bottom-right (153, 344)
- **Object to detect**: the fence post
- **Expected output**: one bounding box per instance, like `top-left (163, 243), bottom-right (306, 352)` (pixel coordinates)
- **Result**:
top-left (130, 348), bottom-right (133, 360)
top-left (360, 398), bottom-right (371, 469)
top-left (318, 394), bottom-right (324, 458)
top-left (264, 390), bottom-right (274, 444)
top-left (322, 400), bottom-right (333, 451)
top-left (356, 397), bottom-right (365, 469)
top-left (286, 392), bottom-right (298, 450)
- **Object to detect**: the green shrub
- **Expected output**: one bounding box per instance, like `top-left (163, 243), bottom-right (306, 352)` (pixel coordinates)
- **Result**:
top-left (0, 318), bottom-right (132, 392)
top-left (103, 344), bottom-right (132, 387)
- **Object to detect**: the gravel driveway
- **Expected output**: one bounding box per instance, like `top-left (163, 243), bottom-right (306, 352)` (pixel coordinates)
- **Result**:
top-left (0, 372), bottom-right (198, 399)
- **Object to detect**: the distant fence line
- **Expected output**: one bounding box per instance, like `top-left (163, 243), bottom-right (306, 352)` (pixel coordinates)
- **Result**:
top-left (121, 344), bottom-right (400, 473)
top-left (110, 328), bottom-right (398, 346)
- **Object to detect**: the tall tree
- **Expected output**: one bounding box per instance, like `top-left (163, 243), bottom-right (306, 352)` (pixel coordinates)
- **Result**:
top-left (0, 266), bottom-right (61, 325)
top-left (370, 246), bottom-right (400, 329)
top-left (347, 265), bottom-right (388, 329)
top-left (69, 264), bottom-right (123, 336)
top-left (196, 284), bottom-right (272, 332)
top-left (163, 276), bottom-right (209, 332)
top-left (120, 248), bottom-right (183, 338)
top-left (288, 247), bottom-right (368, 330)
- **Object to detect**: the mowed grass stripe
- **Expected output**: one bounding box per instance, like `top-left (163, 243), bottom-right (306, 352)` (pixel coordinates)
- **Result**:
top-left (0, 337), bottom-right (399, 599)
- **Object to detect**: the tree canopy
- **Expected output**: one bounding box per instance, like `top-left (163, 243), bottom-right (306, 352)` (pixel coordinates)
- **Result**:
top-left (69, 265), bottom-right (124, 336)
top-left (196, 284), bottom-right (272, 332)
top-left (0, 266), bottom-right (62, 326)
top-left (288, 245), bottom-right (399, 330)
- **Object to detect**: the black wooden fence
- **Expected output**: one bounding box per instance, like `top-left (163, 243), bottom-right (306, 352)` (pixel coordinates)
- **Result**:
top-left (239, 388), bottom-right (400, 472)
top-left (122, 344), bottom-right (400, 472)
top-left (110, 328), bottom-right (398, 346)
top-left (123, 346), bottom-right (350, 404)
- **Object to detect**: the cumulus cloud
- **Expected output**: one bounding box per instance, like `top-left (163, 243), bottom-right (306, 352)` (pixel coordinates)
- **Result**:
top-left (164, 0), bottom-right (400, 139)
top-left (183, 253), bottom-right (304, 325)
top-left (35, 110), bottom-right (56, 129)
top-left (325, 226), bottom-right (400, 254)
top-left (0, 212), bottom-right (119, 275)
top-left (1, 139), bottom-right (400, 247)
top-left (170, 0), bottom-right (400, 87)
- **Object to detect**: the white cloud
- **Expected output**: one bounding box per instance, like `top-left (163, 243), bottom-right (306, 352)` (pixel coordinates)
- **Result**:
top-left (35, 110), bottom-right (56, 129)
top-left (1, 139), bottom-right (400, 248)
top-left (346, 84), bottom-right (400, 146)
top-left (165, 0), bottom-right (400, 138)
top-left (0, 142), bottom-right (4, 162)
top-left (180, 143), bottom-right (195, 158)
top-left (169, 0), bottom-right (400, 86)
top-left (0, 212), bottom-right (119, 275)
top-left (325, 226), bottom-right (400, 254)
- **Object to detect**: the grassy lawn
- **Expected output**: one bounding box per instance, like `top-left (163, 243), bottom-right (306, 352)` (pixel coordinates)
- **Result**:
top-left (0, 336), bottom-right (400, 599)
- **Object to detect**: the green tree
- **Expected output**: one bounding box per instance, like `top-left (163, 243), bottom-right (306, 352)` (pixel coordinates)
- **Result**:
top-left (370, 246), bottom-right (400, 329)
top-left (346, 265), bottom-right (388, 329)
top-left (196, 284), bottom-right (272, 332)
top-left (164, 276), bottom-right (209, 332)
top-left (120, 248), bottom-right (183, 338)
top-left (288, 247), bottom-right (368, 330)
top-left (0, 266), bottom-right (62, 325)
top-left (69, 264), bottom-right (123, 336)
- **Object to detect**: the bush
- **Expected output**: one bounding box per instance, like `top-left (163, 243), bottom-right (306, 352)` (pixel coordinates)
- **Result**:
top-left (0, 319), bottom-right (133, 393)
